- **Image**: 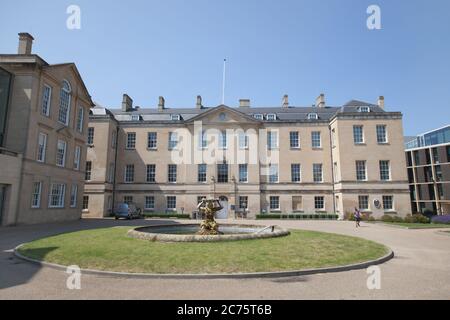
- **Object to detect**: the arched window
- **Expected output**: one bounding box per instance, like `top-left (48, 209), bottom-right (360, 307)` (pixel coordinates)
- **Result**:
top-left (58, 80), bottom-right (71, 125)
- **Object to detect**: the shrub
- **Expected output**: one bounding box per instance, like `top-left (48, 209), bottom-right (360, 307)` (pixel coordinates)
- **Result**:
top-left (431, 215), bottom-right (450, 225)
top-left (404, 214), bottom-right (414, 223)
top-left (392, 216), bottom-right (404, 223)
top-left (368, 216), bottom-right (376, 222)
top-left (412, 214), bottom-right (430, 224)
top-left (381, 215), bottom-right (394, 223)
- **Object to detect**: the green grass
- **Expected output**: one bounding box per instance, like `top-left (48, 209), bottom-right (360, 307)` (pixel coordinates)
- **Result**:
top-left (382, 223), bottom-right (450, 229)
top-left (18, 227), bottom-right (389, 274)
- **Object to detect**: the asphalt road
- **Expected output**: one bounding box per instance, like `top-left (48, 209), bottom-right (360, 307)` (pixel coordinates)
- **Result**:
top-left (0, 219), bottom-right (449, 300)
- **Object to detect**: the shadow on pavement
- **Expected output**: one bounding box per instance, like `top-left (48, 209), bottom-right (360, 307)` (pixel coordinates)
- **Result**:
top-left (0, 218), bottom-right (182, 290)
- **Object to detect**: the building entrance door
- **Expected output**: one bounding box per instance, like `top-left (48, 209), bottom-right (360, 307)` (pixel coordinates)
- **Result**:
top-left (216, 196), bottom-right (229, 219)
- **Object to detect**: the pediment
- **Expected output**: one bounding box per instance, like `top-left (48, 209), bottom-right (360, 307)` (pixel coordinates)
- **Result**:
top-left (186, 105), bottom-right (260, 125)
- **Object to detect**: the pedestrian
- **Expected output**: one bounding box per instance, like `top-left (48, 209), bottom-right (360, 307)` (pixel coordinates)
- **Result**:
top-left (354, 208), bottom-right (362, 228)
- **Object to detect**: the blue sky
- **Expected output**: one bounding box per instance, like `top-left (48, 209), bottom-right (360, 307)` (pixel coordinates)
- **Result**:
top-left (1, 0), bottom-right (449, 135)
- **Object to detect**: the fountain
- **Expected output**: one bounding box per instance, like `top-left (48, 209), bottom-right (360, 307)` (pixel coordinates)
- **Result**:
top-left (127, 198), bottom-right (290, 243)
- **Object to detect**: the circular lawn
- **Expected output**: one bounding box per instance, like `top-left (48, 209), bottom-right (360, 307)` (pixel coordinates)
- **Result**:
top-left (17, 227), bottom-right (390, 275)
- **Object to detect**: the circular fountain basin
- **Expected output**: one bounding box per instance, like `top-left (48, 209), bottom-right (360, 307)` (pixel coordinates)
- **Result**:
top-left (128, 224), bottom-right (290, 242)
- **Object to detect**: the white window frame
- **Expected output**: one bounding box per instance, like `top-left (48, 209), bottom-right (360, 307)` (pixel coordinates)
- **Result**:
top-left (37, 132), bottom-right (47, 163)
top-left (358, 106), bottom-right (371, 113)
top-left (168, 164), bottom-right (177, 183)
top-left (76, 106), bottom-right (84, 133)
top-left (126, 132), bottom-right (136, 150)
top-left (238, 132), bottom-right (249, 150)
top-left (267, 131), bottom-right (279, 150)
top-left (167, 196), bottom-right (177, 211)
top-left (311, 131), bottom-right (322, 149)
top-left (353, 125), bottom-right (364, 144)
top-left (41, 85), bottom-right (52, 117)
top-left (31, 181), bottom-right (42, 208)
top-left (56, 140), bottom-right (67, 167)
top-left (380, 160), bottom-right (391, 181)
top-left (239, 164), bottom-right (248, 183)
top-left (314, 196), bottom-right (325, 211)
top-left (85, 161), bottom-right (92, 181)
top-left (171, 114), bottom-right (181, 121)
top-left (383, 195), bottom-right (394, 211)
top-left (146, 164), bottom-right (156, 183)
top-left (87, 127), bottom-right (95, 146)
top-left (145, 196), bottom-right (155, 210)
top-left (359, 195), bottom-right (370, 211)
top-left (74, 145), bottom-right (81, 170)
top-left (48, 183), bottom-right (66, 208)
top-left (290, 131), bottom-right (300, 149)
top-left (313, 163), bottom-right (323, 183)
top-left (356, 161), bottom-right (367, 181)
top-left (269, 164), bottom-right (279, 183)
top-left (239, 196), bottom-right (248, 210)
top-left (377, 125), bottom-right (388, 144)
top-left (291, 164), bottom-right (301, 183)
top-left (308, 113), bottom-right (318, 120)
top-left (168, 132), bottom-right (178, 150)
top-left (58, 80), bottom-right (71, 126)
top-left (147, 132), bottom-right (157, 150)
top-left (253, 114), bottom-right (264, 120)
top-left (266, 113), bottom-right (277, 121)
top-left (124, 164), bottom-right (135, 183)
top-left (70, 184), bottom-right (78, 208)
top-left (198, 164), bottom-right (207, 183)
top-left (269, 196), bottom-right (280, 211)
top-left (131, 114), bottom-right (140, 121)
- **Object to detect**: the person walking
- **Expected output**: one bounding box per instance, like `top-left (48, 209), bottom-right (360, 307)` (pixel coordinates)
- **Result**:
top-left (354, 208), bottom-right (362, 228)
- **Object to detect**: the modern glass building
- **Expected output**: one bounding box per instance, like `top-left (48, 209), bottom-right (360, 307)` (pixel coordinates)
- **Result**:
top-left (405, 126), bottom-right (450, 149)
top-left (405, 125), bottom-right (450, 215)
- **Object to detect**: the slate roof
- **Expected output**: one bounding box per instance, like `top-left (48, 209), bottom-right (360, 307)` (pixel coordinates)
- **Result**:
top-left (93, 99), bottom-right (391, 123)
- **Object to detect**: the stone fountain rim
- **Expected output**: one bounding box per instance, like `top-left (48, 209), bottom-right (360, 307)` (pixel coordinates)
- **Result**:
top-left (127, 223), bottom-right (291, 243)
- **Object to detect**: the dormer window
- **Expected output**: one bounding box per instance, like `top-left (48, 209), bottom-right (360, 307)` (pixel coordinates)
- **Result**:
top-left (266, 114), bottom-right (277, 121)
top-left (358, 106), bottom-right (371, 113)
top-left (253, 114), bottom-right (264, 120)
top-left (131, 115), bottom-right (140, 121)
top-left (308, 113), bottom-right (318, 120)
top-left (171, 114), bottom-right (181, 121)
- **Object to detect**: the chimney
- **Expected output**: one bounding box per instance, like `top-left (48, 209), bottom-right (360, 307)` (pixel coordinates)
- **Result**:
top-left (158, 96), bottom-right (165, 112)
top-left (282, 95), bottom-right (289, 108)
top-left (196, 95), bottom-right (203, 109)
top-left (18, 32), bottom-right (34, 55)
top-left (378, 96), bottom-right (385, 110)
top-left (239, 99), bottom-right (251, 108)
top-left (316, 93), bottom-right (326, 108)
top-left (121, 94), bottom-right (133, 112)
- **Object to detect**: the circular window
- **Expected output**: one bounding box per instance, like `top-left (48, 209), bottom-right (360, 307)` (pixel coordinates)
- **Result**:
top-left (219, 113), bottom-right (226, 121)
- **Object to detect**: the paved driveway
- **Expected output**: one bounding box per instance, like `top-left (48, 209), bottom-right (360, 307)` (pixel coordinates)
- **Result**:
top-left (0, 219), bottom-right (449, 300)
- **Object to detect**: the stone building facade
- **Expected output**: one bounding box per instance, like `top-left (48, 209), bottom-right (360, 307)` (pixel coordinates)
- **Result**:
top-left (0, 33), bottom-right (93, 226)
top-left (85, 94), bottom-right (411, 220)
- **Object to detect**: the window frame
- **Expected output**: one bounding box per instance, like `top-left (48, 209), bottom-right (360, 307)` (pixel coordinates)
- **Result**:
top-left (56, 140), bottom-right (67, 167)
top-left (146, 164), bottom-right (156, 183)
top-left (198, 164), bottom-right (207, 183)
top-left (356, 160), bottom-right (367, 181)
top-left (70, 184), bottom-right (78, 208)
top-left (76, 106), bottom-right (84, 133)
top-left (37, 132), bottom-right (47, 163)
top-left (126, 132), bottom-right (136, 150)
top-left (58, 80), bottom-right (71, 126)
top-left (291, 164), bottom-right (301, 183)
top-left (376, 125), bottom-right (388, 144)
top-left (31, 181), bottom-right (42, 209)
top-left (87, 127), bottom-right (95, 146)
top-left (147, 132), bottom-right (158, 150)
top-left (313, 163), bottom-right (323, 183)
top-left (124, 164), bottom-right (135, 183)
top-left (353, 125), bottom-right (364, 144)
top-left (269, 196), bottom-right (280, 211)
top-left (74, 145), bottom-right (81, 170)
top-left (239, 164), bottom-right (248, 183)
top-left (41, 84), bottom-right (52, 117)
top-left (168, 164), bottom-right (177, 183)
top-left (290, 131), bottom-right (300, 149)
top-left (311, 131), bottom-right (322, 149)
top-left (379, 160), bottom-right (391, 181)
top-left (48, 183), bottom-right (66, 208)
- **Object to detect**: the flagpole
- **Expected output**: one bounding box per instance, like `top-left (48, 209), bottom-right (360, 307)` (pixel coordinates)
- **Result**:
top-left (222, 59), bottom-right (226, 105)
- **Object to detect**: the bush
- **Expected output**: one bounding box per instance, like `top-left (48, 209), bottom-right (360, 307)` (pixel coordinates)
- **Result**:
top-left (143, 213), bottom-right (191, 219)
top-left (431, 215), bottom-right (450, 225)
top-left (381, 215), bottom-right (394, 223)
top-left (368, 216), bottom-right (376, 222)
top-left (412, 214), bottom-right (430, 224)
top-left (392, 216), bottom-right (404, 223)
top-left (404, 214), bottom-right (414, 223)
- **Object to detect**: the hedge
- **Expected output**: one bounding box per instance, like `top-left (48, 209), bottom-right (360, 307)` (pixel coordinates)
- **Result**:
top-left (256, 214), bottom-right (339, 220)
top-left (143, 213), bottom-right (191, 219)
